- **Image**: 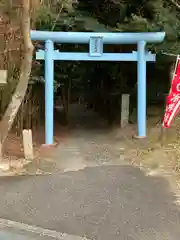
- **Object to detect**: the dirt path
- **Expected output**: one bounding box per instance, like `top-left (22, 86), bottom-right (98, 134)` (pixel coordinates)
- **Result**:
top-left (52, 128), bottom-right (126, 172)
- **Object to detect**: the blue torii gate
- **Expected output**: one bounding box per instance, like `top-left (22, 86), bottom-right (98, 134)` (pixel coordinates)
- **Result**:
top-left (30, 30), bottom-right (165, 145)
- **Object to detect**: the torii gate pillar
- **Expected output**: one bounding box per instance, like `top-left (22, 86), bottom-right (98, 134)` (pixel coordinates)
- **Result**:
top-left (31, 30), bottom-right (165, 144)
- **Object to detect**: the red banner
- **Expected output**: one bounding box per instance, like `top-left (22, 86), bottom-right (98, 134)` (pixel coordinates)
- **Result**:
top-left (163, 57), bottom-right (180, 128)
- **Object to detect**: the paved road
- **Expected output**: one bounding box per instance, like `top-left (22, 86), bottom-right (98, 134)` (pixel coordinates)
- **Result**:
top-left (0, 164), bottom-right (179, 240)
top-left (0, 108), bottom-right (180, 239)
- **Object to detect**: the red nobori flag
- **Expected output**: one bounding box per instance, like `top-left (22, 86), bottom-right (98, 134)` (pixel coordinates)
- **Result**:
top-left (163, 57), bottom-right (180, 128)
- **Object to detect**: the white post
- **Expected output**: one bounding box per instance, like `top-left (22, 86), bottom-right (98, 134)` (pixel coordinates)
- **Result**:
top-left (22, 129), bottom-right (34, 160)
top-left (0, 70), bottom-right (7, 85)
top-left (121, 94), bottom-right (130, 128)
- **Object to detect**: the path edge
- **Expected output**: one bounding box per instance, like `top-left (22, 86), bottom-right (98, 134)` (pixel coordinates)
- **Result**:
top-left (0, 218), bottom-right (90, 240)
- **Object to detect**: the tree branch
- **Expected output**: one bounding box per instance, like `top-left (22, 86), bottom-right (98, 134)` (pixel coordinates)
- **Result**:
top-left (51, 0), bottom-right (68, 31)
top-left (169, 0), bottom-right (180, 10)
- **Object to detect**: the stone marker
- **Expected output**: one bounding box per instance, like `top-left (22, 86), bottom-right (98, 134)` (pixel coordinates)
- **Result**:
top-left (22, 129), bottom-right (34, 160)
top-left (0, 70), bottom-right (7, 85)
top-left (121, 94), bottom-right (130, 128)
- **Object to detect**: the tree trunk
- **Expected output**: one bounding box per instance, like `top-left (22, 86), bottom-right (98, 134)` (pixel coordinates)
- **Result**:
top-left (0, 0), bottom-right (34, 158)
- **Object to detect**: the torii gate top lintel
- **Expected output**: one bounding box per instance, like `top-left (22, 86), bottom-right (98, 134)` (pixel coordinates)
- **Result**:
top-left (30, 30), bottom-right (165, 44)
top-left (30, 30), bottom-right (165, 145)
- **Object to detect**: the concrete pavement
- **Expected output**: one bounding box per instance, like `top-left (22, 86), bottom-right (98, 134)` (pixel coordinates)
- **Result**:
top-left (0, 165), bottom-right (179, 239)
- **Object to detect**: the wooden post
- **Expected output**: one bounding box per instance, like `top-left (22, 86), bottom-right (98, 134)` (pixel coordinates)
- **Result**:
top-left (121, 94), bottom-right (130, 128)
top-left (22, 129), bottom-right (34, 160)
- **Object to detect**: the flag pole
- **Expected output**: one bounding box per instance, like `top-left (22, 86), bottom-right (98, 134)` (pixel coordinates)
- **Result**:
top-left (172, 55), bottom-right (180, 79)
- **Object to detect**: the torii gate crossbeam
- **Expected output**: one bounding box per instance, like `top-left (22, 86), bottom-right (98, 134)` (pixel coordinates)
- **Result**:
top-left (30, 30), bottom-right (165, 145)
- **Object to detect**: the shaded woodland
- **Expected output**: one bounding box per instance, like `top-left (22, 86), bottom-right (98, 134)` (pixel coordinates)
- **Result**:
top-left (0, 0), bottom-right (180, 135)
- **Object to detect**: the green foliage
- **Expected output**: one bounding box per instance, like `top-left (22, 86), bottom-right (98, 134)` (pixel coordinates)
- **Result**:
top-left (32, 0), bottom-right (180, 116)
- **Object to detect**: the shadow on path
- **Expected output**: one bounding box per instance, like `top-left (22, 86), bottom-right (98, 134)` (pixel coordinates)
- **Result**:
top-left (0, 165), bottom-right (179, 239)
